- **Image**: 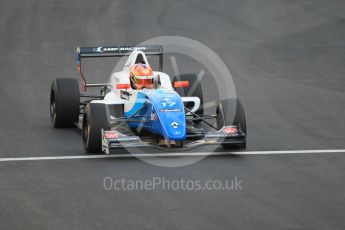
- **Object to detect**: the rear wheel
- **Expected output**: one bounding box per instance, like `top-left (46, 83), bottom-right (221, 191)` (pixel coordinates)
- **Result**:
top-left (83, 103), bottom-right (111, 153)
top-left (216, 98), bottom-right (246, 149)
top-left (172, 74), bottom-right (203, 122)
top-left (50, 78), bottom-right (80, 128)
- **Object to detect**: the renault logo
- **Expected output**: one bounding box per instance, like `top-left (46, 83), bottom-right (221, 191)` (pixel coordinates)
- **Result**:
top-left (171, 122), bottom-right (179, 129)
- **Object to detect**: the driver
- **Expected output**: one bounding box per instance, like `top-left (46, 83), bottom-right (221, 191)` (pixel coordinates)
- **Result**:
top-left (130, 63), bottom-right (154, 89)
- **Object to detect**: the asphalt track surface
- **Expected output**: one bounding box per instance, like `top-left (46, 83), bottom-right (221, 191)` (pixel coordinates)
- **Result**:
top-left (1, 0), bottom-right (345, 229)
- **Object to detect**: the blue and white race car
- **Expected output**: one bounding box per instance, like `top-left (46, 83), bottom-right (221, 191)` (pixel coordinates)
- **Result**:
top-left (50, 45), bottom-right (246, 154)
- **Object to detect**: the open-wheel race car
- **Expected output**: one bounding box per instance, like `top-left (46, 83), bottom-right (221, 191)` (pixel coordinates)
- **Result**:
top-left (50, 45), bottom-right (246, 154)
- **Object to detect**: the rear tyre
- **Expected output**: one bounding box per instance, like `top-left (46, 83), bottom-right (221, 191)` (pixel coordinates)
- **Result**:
top-left (50, 78), bottom-right (80, 128)
top-left (83, 103), bottom-right (111, 153)
top-left (216, 98), bottom-right (246, 149)
top-left (173, 74), bottom-right (204, 122)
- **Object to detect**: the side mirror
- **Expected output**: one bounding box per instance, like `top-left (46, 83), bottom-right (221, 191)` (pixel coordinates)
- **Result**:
top-left (173, 81), bottom-right (189, 88)
top-left (116, 84), bottom-right (131, 89)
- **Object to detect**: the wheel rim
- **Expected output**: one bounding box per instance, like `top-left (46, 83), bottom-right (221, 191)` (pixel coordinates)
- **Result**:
top-left (50, 92), bottom-right (56, 124)
top-left (83, 117), bottom-right (90, 148)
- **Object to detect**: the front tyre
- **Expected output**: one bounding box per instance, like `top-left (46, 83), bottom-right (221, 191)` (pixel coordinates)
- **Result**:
top-left (83, 103), bottom-right (111, 153)
top-left (50, 78), bottom-right (80, 128)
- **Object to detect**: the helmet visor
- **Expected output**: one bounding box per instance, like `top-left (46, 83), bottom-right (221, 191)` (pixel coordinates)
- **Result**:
top-left (137, 78), bottom-right (153, 88)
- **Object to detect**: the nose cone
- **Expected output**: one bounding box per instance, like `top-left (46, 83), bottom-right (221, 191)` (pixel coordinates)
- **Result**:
top-left (150, 90), bottom-right (186, 141)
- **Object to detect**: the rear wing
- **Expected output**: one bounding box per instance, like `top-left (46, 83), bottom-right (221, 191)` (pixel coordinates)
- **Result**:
top-left (76, 45), bottom-right (163, 91)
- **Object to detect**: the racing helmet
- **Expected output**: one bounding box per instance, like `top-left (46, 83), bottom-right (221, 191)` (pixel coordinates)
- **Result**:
top-left (130, 64), bottom-right (154, 89)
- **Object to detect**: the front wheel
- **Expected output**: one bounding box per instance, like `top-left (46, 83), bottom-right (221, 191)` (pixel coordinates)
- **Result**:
top-left (83, 103), bottom-right (111, 153)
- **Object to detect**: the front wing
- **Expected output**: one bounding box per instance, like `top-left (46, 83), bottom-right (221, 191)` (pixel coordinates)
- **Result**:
top-left (101, 126), bottom-right (246, 154)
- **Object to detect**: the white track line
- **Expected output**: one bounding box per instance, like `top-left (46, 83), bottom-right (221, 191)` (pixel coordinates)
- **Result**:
top-left (0, 149), bottom-right (345, 162)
